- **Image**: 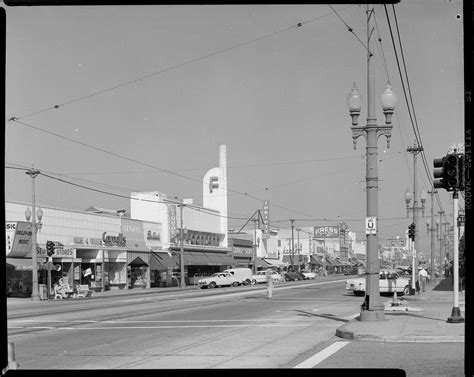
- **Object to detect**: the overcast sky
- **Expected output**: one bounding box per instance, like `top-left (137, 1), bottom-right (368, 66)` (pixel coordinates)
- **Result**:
top-left (4, 1), bottom-right (464, 252)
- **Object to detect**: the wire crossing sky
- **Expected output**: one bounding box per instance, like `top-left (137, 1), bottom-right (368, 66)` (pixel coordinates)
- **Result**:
top-left (5, 3), bottom-right (464, 250)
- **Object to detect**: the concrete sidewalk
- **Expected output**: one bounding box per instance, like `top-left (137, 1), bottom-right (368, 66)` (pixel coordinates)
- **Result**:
top-left (336, 278), bottom-right (465, 343)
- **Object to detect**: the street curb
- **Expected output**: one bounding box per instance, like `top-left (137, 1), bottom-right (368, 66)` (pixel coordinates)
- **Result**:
top-left (335, 319), bottom-right (465, 343)
top-left (335, 318), bottom-right (356, 340)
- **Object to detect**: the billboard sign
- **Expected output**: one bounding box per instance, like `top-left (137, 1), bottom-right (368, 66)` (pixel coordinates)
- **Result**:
top-left (314, 225), bottom-right (339, 238)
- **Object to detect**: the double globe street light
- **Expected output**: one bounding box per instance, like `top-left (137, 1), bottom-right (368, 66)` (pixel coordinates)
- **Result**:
top-left (346, 78), bottom-right (397, 322)
top-left (25, 205), bottom-right (43, 301)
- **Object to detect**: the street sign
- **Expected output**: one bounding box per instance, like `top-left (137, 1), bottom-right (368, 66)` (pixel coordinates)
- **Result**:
top-left (366, 217), bottom-right (377, 235)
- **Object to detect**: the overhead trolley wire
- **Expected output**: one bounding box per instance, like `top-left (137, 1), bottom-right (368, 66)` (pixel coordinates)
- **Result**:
top-left (328, 4), bottom-right (371, 55)
top-left (11, 6), bottom-right (355, 121)
top-left (384, 4), bottom-right (445, 214)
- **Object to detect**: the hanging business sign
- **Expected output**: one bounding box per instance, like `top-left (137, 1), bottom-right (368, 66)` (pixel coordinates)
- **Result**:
top-left (262, 200), bottom-right (270, 239)
top-left (6, 221), bottom-right (34, 258)
top-left (366, 217), bottom-right (377, 235)
top-left (168, 204), bottom-right (177, 244)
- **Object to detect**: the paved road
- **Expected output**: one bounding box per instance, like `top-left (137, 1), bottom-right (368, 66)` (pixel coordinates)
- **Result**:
top-left (296, 340), bottom-right (464, 376)
top-left (8, 279), bottom-right (357, 369)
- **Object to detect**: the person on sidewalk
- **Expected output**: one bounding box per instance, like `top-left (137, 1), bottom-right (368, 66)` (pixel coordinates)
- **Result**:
top-left (266, 269), bottom-right (274, 298)
top-left (418, 267), bottom-right (428, 293)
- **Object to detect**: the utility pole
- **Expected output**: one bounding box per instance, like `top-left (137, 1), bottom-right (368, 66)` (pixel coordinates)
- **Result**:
top-left (290, 220), bottom-right (295, 271)
top-left (407, 142), bottom-right (425, 287)
top-left (427, 190), bottom-right (437, 283)
top-left (296, 227), bottom-right (301, 272)
top-left (179, 200), bottom-right (185, 289)
top-left (252, 218), bottom-right (258, 274)
top-left (437, 211), bottom-right (445, 277)
top-left (26, 168), bottom-right (41, 301)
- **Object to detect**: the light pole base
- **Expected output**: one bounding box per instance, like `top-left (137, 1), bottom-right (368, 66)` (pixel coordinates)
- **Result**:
top-left (447, 307), bottom-right (464, 323)
top-left (359, 310), bottom-right (385, 322)
top-left (30, 294), bottom-right (41, 302)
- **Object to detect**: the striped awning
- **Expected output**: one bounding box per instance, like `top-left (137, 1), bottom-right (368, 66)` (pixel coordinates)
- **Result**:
top-left (310, 255), bottom-right (324, 265)
top-left (150, 252), bottom-right (179, 270)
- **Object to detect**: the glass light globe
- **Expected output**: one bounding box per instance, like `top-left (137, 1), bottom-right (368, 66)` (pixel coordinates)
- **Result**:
top-left (346, 83), bottom-right (362, 112)
top-left (405, 188), bottom-right (412, 202)
top-left (420, 189), bottom-right (427, 202)
top-left (36, 207), bottom-right (43, 221)
top-left (381, 82), bottom-right (397, 110)
top-left (25, 207), bottom-right (32, 221)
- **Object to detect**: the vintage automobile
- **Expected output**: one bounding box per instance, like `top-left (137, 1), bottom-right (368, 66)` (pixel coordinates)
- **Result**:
top-left (251, 270), bottom-right (282, 284)
top-left (198, 272), bottom-right (238, 289)
top-left (301, 270), bottom-right (317, 280)
top-left (345, 269), bottom-right (411, 296)
top-left (283, 270), bottom-right (306, 281)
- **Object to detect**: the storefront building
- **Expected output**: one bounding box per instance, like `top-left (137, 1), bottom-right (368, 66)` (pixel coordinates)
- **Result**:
top-left (5, 201), bottom-right (161, 296)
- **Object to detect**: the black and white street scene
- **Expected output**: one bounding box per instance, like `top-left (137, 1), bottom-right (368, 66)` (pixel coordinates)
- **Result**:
top-left (3, 2), bottom-right (469, 376)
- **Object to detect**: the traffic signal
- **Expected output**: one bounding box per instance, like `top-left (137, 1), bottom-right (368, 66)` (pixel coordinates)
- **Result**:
top-left (458, 155), bottom-right (465, 191)
top-left (408, 223), bottom-right (415, 241)
top-left (46, 240), bottom-right (55, 257)
top-left (444, 154), bottom-right (459, 191)
top-left (433, 157), bottom-right (446, 189)
top-left (433, 154), bottom-right (463, 191)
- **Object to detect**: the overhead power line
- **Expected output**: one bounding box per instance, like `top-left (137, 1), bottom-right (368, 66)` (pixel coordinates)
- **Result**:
top-left (11, 6), bottom-right (355, 121)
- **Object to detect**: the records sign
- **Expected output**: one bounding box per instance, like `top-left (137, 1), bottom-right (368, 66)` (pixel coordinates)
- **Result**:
top-left (262, 200), bottom-right (270, 239)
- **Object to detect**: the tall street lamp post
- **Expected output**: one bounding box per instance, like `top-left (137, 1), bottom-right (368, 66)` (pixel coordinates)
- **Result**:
top-left (426, 189), bottom-right (437, 283)
top-left (346, 5), bottom-right (397, 322)
top-left (25, 168), bottom-right (43, 301)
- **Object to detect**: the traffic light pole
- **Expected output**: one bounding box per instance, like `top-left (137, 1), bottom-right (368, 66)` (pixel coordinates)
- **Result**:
top-left (448, 191), bottom-right (464, 323)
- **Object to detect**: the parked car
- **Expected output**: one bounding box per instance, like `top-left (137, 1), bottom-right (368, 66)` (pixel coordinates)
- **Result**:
top-left (223, 268), bottom-right (253, 286)
top-left (251, 270), bottom-right (282, 284)
top-left (301, 270), bottom-right (317, 279)
top-left (198, 272), bottom-right (238, 289)
top-left (283, 270), bottom-right (305, 281)
top-left (344, 266), bottom-right (359, 275)
top-left (345, 269), bottom-right (410, 296)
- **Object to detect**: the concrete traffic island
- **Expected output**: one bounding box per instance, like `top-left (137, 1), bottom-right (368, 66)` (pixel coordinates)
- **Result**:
top-left (336, 280), bottom-right (465, 343)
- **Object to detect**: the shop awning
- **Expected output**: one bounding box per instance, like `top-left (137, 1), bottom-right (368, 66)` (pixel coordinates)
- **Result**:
top-left (325, 258), bottom-right (334, 266)
top-left (310, 255), bottom-right (324, 265)
top-left (150, 252), bottom-right (179, 270)
top-left (6, 258), bottom-right (32, 271)
top-left (253, 257), bottom-right (272, 268)
top-left (183, 252), bottom-right (233, 267)
top-left (213, 253), bottom-right (234, 265)
top-left (127, 251), bottom-right (150, 265)
top-left (263, 258), bottom-right (288, 267)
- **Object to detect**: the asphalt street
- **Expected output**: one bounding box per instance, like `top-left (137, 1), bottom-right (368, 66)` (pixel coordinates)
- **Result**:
top-left (8, 278), bottom-right (356, 369)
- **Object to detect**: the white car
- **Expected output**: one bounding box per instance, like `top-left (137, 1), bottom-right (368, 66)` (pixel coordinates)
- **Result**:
top-left (301, 270), bottom-right (317, 279)
top-left (251, 270), bottom-right (282, 285)
top-left (346, 269), bottom-right (410, 296)
top-left (198, 272), bottom-right (238, 289)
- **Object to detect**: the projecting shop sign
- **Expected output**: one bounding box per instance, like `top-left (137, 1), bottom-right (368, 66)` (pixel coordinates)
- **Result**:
top-left (262, 200), bottom-right (270, 239)
top-left (366, 217), bottom-right (377, 235)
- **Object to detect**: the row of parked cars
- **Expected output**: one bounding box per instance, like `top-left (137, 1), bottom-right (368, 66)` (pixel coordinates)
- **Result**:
top-left (197, 268), bottom-right (319, 289)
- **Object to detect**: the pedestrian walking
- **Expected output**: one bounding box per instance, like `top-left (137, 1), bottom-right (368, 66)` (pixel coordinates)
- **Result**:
top-left (418, 267), bottom-right (428, 293)
top-left (266, 270), bottom-right (274, 299)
